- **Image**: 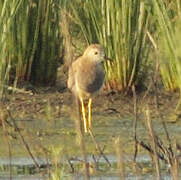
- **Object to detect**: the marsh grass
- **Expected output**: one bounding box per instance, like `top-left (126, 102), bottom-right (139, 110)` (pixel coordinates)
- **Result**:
top-left (30, 0), bottom-right (62, 86)
top-left (71, 0), bottom-right (151, 91)
top-left (1, 0), bottom-right (181, 97)
top-left (49, 146), bottom-right (68, 180)
top-left (133, 78), bottom-right (181, 180)
top-left (154, 0), bottom-right (181, 93)
top-left (0, 0), bottom-right (23, 98)
top-left (0, 0), bottom-right (62, 99)
top-left (115, 137), bottom-right (125, 180)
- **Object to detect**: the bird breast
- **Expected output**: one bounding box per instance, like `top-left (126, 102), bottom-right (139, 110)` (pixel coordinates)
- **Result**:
top-left (77, 61), bottom-right (105, 95)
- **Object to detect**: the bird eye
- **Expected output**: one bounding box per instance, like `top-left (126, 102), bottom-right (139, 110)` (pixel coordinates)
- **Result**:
top-left (94, 51), bottom-right (98, 55)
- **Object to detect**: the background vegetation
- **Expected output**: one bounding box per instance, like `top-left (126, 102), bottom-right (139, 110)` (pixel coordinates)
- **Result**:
top-left (71, 0), bottom-right (151, 91)
top-left (0, 0), bottom-right (181, 98)
top-left (0, 0), bottom-right (62, 98)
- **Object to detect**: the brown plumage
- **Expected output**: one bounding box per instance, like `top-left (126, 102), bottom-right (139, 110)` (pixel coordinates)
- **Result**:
top-left (67, 44), bottom-right (105, 132)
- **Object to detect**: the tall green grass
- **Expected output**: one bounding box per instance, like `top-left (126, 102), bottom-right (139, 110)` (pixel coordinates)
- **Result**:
top-left (71, 0), bottom-right (151, 91)
top-left (153, 0), bottom-right (181, 92)
top-left (0, 0), bottom-right (62, 98)
top-left (30, 0), bottom-right (62, 85)
top-left (0, 0), bottom-right (23, 98)
top-left (1, 0), bottom-right (181, 98)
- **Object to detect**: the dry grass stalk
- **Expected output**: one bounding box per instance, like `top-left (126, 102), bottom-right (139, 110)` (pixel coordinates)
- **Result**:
top-left (132, 84), bottom-right (142, 178)
top-left (145, 105), bottom-right (161, 180)
top-left (134, 100), bottom-right (180, 180)
top-left (170, 141), bottom-right (179, 180)
top-left (153, 62), bottom-right (179, 180)
top-left (115, 137), bottom-right (125, 180)
top-left (61, 8), bottom-right (89, 178)
top-left (89, 129), bottom-right (111, 167)
top-left (135, 120), bottom-right (180, 180)
top-left (0, 105), bottom-right (41, 171)
top-left (132, 85), bottom-right (138, 162)
top-left (0, 108), bottom-right (12, 180)
top-left (60, 9), bottom-right (74, 68)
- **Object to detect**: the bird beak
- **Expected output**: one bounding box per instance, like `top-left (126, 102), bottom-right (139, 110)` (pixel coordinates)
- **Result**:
top-left (105, 56), bottom-right (113, 61)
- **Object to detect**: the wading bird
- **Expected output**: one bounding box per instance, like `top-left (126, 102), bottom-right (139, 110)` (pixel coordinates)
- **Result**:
top-left (67, 44), bottom-right (107, 133)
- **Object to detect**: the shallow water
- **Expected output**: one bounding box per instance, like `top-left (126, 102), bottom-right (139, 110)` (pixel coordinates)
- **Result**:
top-left (0, 154), bottom-right (179, 180)
top-left (1, 104), bottom-right (181, 179)
top-left (0, 176), bottom-right (44, 180)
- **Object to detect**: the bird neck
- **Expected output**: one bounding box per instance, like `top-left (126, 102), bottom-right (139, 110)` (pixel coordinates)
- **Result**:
top-left (81, 57), bottom-right (101, 66)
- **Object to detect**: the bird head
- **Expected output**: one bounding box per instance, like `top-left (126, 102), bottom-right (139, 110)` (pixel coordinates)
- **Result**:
top-left (83, 44), bottom-right (105, 63)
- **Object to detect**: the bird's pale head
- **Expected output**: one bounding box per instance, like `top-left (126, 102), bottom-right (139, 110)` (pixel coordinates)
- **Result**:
top-left (83, 44), bottom-right (105, 63)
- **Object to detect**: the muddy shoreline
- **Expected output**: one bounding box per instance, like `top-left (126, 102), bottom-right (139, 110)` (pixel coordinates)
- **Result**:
top-left (0, 85), bottom-right (181, 179)
top-left (2, 84), bottom-right (180, 123)
top-left (0, 83), bottom-right (180, 155)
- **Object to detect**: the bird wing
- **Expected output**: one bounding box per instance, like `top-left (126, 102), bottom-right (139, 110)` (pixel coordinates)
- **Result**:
top-left (67, 56), bottom-right (81, 92)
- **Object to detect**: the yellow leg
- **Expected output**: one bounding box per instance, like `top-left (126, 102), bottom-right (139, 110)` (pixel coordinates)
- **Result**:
top-left (88, 98), bottom-right (92, 130)
top-left (80, 97), bottom-right (88, 133)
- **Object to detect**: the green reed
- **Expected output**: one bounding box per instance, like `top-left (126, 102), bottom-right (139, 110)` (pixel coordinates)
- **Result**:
top-left (152, 0), bottom-right (181, 110)
top-left (71, 0), bottom-right (151, 91)
top-left (0, 0), bottom-right (62, 98)
top-left (30, 0), bottom-right (62, 85)
top-left (153, 0), bottom-right (181, 92)
top-left (0, 0), bottom-right (23, 98)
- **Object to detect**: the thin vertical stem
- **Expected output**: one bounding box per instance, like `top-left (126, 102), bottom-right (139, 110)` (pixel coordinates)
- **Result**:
top-left (115, 137), bottom-right (125, 180)
top-left (7, 109), bottom-right (40, 171)
top-left (132, 85), bottom-right (138, 162)
top-left (1, 110), bottom-right (12, 180)
top-left (145, 106), bottom-right (161, 180)
top-left (74, 96), bottom-right (90, 180)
